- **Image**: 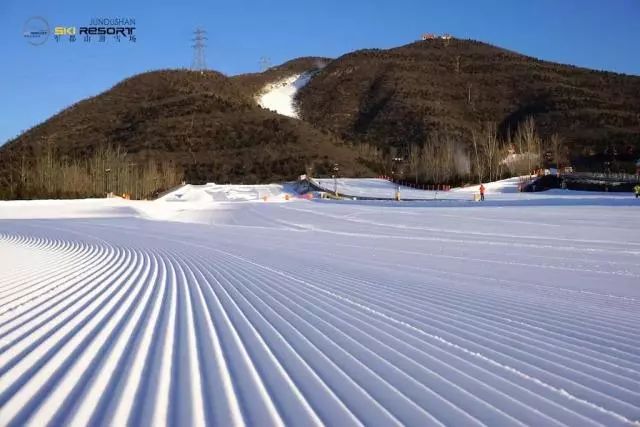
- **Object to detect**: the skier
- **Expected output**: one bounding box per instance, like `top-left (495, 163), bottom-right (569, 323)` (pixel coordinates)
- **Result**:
top-left (634, 184), bottom-right (640, 199)
top-left (479, 184), bottom-right (485, 201)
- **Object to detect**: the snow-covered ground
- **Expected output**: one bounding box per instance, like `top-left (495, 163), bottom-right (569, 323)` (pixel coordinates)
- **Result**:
top-left (256, 73), bottom-right (312, 118)
top-left (311, 177), bottom-right (637, 205)
top-left (312, 177), bottom-right (528, 200)
top-left (312, 177), bottom-right (450, 200)
top-left (452, 176), bottom-right (524, 194)
top-left (158, 183), bottom-right (292, 203)
top-left (1, 186), bottom-right (639, 425)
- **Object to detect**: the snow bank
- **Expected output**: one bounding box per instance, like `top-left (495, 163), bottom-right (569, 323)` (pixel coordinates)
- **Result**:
top-left (311, 178), bottom-right (465, 200)
top-left (158, 183), bottom-right (293, 203)
top-left (0, 184), bottom-right (297, 223)
top-left (452, 177), bottom-right (525, 194)
top-left (256, 73), bottom-right (312, 118)
top-left (311, 177), bottom-right (557, 200)
top-left (136, 183), bottom-right (300, 223)
top-left (310, 177), bottom-right (636, 205)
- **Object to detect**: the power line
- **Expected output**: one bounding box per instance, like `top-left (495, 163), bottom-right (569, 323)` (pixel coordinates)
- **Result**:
top-left (191, 27), bottom-right (207, 71)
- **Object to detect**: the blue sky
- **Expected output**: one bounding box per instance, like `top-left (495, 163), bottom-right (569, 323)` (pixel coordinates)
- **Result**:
top-left (1, 0), bottom-right (639, 145)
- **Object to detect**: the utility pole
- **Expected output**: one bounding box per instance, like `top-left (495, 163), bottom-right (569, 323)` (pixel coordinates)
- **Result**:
top-left (128, 162), bottom-right (137, 199)
top-left (104, 168), bottom-right (111, 197)
top-left (191, 27), bottom-right (207, 71)
top-left (392, 157), bottom-right (402, 201)
top-left (332, 163), bottom-right (339, 198)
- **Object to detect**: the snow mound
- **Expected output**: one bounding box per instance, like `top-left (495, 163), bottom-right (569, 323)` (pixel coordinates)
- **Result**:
top-left (158, 183), bottom-right (292, 203)
top-left (257, 73), bottom-right (312, 118)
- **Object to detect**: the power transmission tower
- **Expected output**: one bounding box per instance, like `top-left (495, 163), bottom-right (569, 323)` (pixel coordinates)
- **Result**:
top-left (191, 27), bottom-right (207, 71)
top-left (259, 56), bottom-right (271, 71)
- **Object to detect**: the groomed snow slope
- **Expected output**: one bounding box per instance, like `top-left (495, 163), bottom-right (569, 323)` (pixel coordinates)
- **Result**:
top-left (311, 177), bottom-right (447, 200)
top-left (312, 177), bottom-right (638, 204)
top-left (256, 73), bottom-right (312, 118)
top-left (452, 177), bottom-right (524, 194)
top-left (1, 195), bottom-right (639, 426)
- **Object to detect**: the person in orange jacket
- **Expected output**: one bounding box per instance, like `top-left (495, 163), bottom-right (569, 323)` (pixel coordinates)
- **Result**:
top-left (479, 184), bottom-right (485, 201)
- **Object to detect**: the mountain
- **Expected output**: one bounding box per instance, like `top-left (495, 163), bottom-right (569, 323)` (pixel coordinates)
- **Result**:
top-left (2, 38), bottom-right (639, 199)
top-left (297, 39), bottom-right (640, 167)
top-left (0, 69), bottom-right (369, 197)
top-left (231, 57), bottom-right (330, 99)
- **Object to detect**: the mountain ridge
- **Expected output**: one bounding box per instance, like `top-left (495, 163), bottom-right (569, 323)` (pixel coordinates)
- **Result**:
top-left (2, 38), bottom-right (639, 198)
top-left (297, 38), bottom-right (640, 168)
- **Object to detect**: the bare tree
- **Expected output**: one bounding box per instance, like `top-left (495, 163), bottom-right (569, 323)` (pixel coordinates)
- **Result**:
top-left (407, 144), bottom-right (421, 183)
top-left (517, 116), bottom-right (541, 175)
top-left (2, 143), bottom-right (183, 200)
top-left (479, 122), bottom-right (501, 182)
top-left (506, 117), bottom-right (541, 176)
top-left (471, 128), bottom-right (484, 184)
top-left (550, 133), bottom-right (565, 175)
top-left (440, 136), bottom-right (457, 183)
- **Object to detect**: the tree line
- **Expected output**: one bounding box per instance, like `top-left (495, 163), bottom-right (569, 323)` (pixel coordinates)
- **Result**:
top-left (0, 144), bottom-right (182, 200)
top-left (358, 117), bottom-right (567, 185)
top-left (0, 117), bottom-right (566, 200)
